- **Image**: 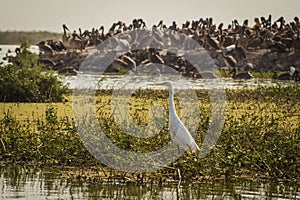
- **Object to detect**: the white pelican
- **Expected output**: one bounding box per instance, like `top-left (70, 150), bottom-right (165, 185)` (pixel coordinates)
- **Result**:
top-left (152, 81), bottom-right (200, 154)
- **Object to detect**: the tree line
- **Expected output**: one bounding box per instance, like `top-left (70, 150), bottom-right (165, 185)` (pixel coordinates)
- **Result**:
top-left (0, 31), bottom-right (62, 45)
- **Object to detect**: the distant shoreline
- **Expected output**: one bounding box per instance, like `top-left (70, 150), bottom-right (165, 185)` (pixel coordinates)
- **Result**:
top-left (0, 31), bottom-right (62, 45)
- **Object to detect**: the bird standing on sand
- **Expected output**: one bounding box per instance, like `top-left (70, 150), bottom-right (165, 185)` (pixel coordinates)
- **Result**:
top-left (152, 81), bottom-right (200, 154)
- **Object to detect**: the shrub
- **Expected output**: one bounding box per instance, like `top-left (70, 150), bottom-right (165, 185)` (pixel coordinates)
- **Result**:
top-left (0, 43), bottom-right (69, 102)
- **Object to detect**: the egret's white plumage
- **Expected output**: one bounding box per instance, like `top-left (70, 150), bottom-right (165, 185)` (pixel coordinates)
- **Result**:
top-left (154, 81), bottom-right (200, 153)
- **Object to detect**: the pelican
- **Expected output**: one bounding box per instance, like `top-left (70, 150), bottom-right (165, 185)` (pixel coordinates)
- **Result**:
top-left (37, 41), bottom-right (54, 57)
top-left (234, 45), bottom-right (247, 60)
top-left (57, 67), bottom-right (77, 76)
top-left (38, 58), bottom-right (55, 69)
top-left (272, 66), bottom-right (297, 80)
top-left (204, 34), bottom-right (220, 50)
top-left (65, 32), bottom-right (84, 50)
top-left (244, 62), bottom-right (254, 71)
top-left (293, 30), bottom-right (300, 51)
top-left (292, 69), bottom-right (299, 81)
top-left (112, 58), bottom-right (130, 71)
top-left (248, 36), bottom-right (263, 49)
top-left (121, 54), bottom-right (136, 70)
top-left (152, 81), bottom-right (200, 154)
top-left (148, 48), bottom-right (164, 64)
top-left (236, 26), bottom-right (248, 50)
top-left (230, 68), bottom-right (253, 79)
top-left (62, 24), bottom-right (70, 47)
top-left (223, 54), bottom-right (237, 69)
top-left (254, 17), bottom-right (261, 30)
top-left (62, 25), bottom-right (84, 50)
top-left (272, 71), bottom-right (292, 80)
top-left (111, 53), bottom-right (136, 71)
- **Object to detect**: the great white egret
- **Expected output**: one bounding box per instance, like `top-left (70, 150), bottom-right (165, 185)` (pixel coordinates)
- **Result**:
top-left (152, 81), bottom-right (200, 154)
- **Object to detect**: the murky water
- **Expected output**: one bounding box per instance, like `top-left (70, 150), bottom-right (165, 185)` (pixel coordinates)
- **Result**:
top-left (0, 166), bottom-right (299, 200)
top-left (1, 45), bottom-right (296, 90)
top-left (65, 74), bottom-right (293, 90)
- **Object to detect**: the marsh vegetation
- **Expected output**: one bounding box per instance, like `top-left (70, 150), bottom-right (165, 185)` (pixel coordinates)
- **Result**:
top-left (1, 85), bottom-right (299, 182)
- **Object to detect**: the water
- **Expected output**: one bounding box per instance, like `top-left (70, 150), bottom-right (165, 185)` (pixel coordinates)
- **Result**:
top-left (0, 45), bottom-right (295, 90)
top-left (0, 45), bottom-right (39, 65)
top-left (65, 73), bottom-right (290, 90)
top-left (0, 166), bottom-right (299, 200)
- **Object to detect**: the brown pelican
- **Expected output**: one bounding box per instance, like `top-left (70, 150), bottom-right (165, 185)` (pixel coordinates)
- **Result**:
top-left (248, 36), bottom-right (263, 49)
top-left (62, 24), bottom-right (70, 47)
top-left (272, 66), bottom-right (296, 80)
top-left (121, 54), bottom-right (136, 70)
top-left (15, 47), bottom-right (21, 54)
top-left (148, 48), bottom-right (164, 64)
top-left (272, 71), bottom-right (292, 80)
top-left (254, 18), bottom-right (261, 30)
top-left (293, 30), bottom-right (300, 51)
top-left (37, 41), bottom-right (54, 57)
top-left (230, 68), bottom-right (253, 79)
top-left (3, 53), bottom-right (21, 66)
top-left (244, 62), bottom-right (254, 71)
top-left (271, 42), bottom-right (287, 53)
top-left (62, 25), bottom-right (84, 50)
top-left (220, 34), bottom-right (235, 47)
top-left (169, 21), bottom-right (178, 31)
top-left (156, 20), bottom-right (164, 29)
top-left (205, 34), bottom-right (220, 50)
top-left (69, 32), bottom-right (85, 50)
top-left (292, 69), bottom-right (299, 81)
top-left (247, 29), bottom-right (263, 49)
top-left (282, 37), bottom-right (293, 51)
top-left (223, 54), bottom-right (237, 69)
top-left (276, 16), bottom-right (285, 30)
top-left (38, 58), bottom-right (55, 69)
top-left (267, 14), bottom-right (272, 28)
top-left (234, 45), bottom-right (247, 60)
top-left (52, 60), bottom-right (65, 70)
top-left (57, 67), bottom-right (77, 76)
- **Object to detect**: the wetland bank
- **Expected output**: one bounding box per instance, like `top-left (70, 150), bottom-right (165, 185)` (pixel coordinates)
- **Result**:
top-left (1, 85), bottom-right (299, 183)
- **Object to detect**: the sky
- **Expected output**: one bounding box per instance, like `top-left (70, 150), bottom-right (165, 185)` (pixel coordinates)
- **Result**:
top-left (0, 0), bottom-right (300, 33)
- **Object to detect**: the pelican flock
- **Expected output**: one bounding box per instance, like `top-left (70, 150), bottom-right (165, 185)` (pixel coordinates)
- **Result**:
top-left (3, 16), bottom-right (300, 79)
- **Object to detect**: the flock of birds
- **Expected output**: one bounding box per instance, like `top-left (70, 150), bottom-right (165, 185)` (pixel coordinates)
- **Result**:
top-left (4, 16), bottom-right (300, 80)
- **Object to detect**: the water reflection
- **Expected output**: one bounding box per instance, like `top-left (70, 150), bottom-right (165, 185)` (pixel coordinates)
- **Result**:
top-left (0, 166), bottom-right (299, 199)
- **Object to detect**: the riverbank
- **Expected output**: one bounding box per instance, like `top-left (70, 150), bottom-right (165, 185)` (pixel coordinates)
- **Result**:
top-left (0, 85), bottom-right (299, 182)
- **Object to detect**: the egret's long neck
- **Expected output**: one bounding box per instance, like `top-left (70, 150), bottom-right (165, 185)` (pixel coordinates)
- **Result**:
top-left (168, 86), bottom-right (176, 117)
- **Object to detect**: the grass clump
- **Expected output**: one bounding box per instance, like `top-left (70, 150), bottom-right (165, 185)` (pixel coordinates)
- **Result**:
top-left (0, 107), bottom-right (95, 166)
